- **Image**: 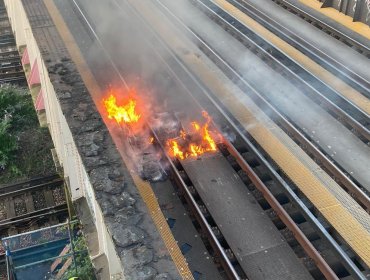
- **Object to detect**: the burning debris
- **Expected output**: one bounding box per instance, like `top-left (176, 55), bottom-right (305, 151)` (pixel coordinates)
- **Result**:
top-left (102, 88), bottom-right (166, 182)
top-left (103, 88), bottom-right (141, 125)
top-left (166, 111), bottom-right (220, 160)
top-left (102, 89), bottom-right (221, 181)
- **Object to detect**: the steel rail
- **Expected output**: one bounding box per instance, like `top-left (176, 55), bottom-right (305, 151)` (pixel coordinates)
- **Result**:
top-left (232, 0), bottom-right (370, 97)
top-left (0, 179), bottom-right (63, 198)
top-left (0, 175), bottom-right (61, 192)
top-left (71, 0), bottom-right (128, 89)
top-left (0, 205), bottom-right (68, 228)
top-left (71, 1), bottom-right (242, 278)
top-left (0, 77), bottom-right (26, 84)
top-left (0, 57), bottom-right (21, 63)
top-left (71, 0), bottom-right (366, 278)
top-left (151, 128), bottom-right (242, 280)
top-left (193, 0), bottom-right (370, 142)
top-left (224, 140), bottom-right (338, 280)
top-left (0, 50), bottom-right (19, 57)
top-left (188, 0), bottom-right (370, 206)
top-left (150, 1), bottom-right (367, 278)
top-left (272, 0), bottom-right (370, 58)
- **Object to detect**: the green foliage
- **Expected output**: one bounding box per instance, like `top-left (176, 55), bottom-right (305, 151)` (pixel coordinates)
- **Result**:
top-left (0, 120), bottom-right (17, 169)
top-left (0, 85), bottom-right (33, 171)
top-left (61, 234), bottom-right (96, 280)
top-left (0, 85), bottom-right (37, 130)
top-left (0, 84), bottom-right (54, 183)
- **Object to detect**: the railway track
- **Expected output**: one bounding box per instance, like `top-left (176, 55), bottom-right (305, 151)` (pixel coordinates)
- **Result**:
top-left (155, 0), bottom-right (370, 208)
top-left (224, 0), bottom-right (370, 105)
top-left (0, 176), bottom-right (67, 226)
top-left (0, 21), bottom-right (26, 86)
top-left (150, 122), bottom-right (343, 279)
top-left (271, 0), bottom-right (370, 60)
top-left (190, 0), bottom-right (370, 137)
top-left (0, 175), bottom-right (68, 279)
top-left (0, 50), bottom-right (20, 59)
top-left (236, 0), bottom-right (370, 98)
top-left (0, 175), bottom-right (68, 247)
top-left (151, 126), bottom-right (243, 279)
top-left (70, 0), bottom-right (369, 278)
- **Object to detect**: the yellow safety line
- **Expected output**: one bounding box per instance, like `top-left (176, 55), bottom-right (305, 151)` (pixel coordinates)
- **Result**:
top-left (128, 0), bottom-right (370, 265)
top-left (213, 0), bottom-right (370, 115)
top-left (43, 0), bottom-right (193, 278)
top-left (300, 0), bottom-right (370, 40)
top-left (130, 174), bottom-right (194, 280)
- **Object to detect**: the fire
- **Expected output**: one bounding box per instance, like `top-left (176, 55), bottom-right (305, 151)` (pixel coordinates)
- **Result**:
top-left (103, 93), bottom-right (141, 125)
top-left (167, 111), bottom-right (218, 160)
top-left (169, 140), bottom-right (184, 159)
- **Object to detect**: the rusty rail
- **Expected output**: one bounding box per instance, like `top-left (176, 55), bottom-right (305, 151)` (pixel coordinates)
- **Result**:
top-left (224, 140), bottom-right (339, 280)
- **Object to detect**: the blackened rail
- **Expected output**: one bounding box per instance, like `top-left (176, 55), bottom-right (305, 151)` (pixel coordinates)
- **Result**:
top-left (151, 127), bottom-right (242, 280)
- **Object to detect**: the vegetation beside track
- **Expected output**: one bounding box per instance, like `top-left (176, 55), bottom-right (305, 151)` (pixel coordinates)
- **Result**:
top-left (0, 84), bottom-right (54, 185)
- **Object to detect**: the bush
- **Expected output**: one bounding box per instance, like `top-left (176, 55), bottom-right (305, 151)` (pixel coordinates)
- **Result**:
top-left (0, 84), bottom-right (54, 182)
top-left (0, 85), bottom-right (34, 170)
top-left (0, 119), bottom-right (17, 169)
top-left (0, 85), bottom-right (37, 130)
top-left (61, 234), bottom-right (96, 280)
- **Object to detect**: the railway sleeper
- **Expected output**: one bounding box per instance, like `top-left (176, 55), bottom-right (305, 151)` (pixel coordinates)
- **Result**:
top-left (280, 221), bottom-right (324, 247)
top-left (303, 240), bottom-right (356, 278)
top-left (265, 202), bottom-right (306, 228)
top-left (240, 152), bottom-right (259, 167)
top-left (251, 187), bottom-right (290, 207)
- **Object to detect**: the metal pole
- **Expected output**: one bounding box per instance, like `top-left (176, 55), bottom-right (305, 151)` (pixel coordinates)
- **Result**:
top-left (6, 250), bottom-right (11, 280)
top-left (67, 218), bottom-right (78, 275)
top-left (63, 178), bottom-right (72, 224)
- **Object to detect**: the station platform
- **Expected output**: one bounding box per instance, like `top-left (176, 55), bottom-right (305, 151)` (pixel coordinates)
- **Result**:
top-left (239, 0), bottom-right (370, 85)
top-left (212, 0), bottom-right (370, 115)
top-left (27, 0), bottom-right (370, 276)
top-left (45, 0), bottom-right (224, 278)
top-left (292, 0), bottom-right (370, 41)
top-left (6, 0), bottom-right (186, 278)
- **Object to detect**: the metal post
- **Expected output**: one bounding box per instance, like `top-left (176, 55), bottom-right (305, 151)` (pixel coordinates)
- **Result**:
top-left (5, 243), bottom-right (14, 280)
top-left (64, 177), bottom-right (75, 220)
top-left (67, 218), bottom-right (78, 275)
top-left (353, 0), bottom-right (364, 22)
top-left (321, 0), bottom-right (334, 8)
top-left (6, 250), bottom-right (11, 280)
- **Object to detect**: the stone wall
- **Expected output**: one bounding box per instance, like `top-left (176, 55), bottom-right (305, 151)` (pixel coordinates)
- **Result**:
top-left (4, 0), bottom-right (180, 279)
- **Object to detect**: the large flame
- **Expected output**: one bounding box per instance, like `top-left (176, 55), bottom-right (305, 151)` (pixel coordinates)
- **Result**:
top-left (103, 92), bottom-right (141, 125)
top-left (167, 111), bottom-right (218, 160)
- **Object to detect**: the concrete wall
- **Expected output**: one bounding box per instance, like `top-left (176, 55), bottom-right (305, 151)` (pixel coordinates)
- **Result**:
top-left (4, 1), bottom-right (124, 278)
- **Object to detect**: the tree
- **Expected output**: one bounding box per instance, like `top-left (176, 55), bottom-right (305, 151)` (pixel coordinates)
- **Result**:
top-left (0, 85), bottom-right (38, 173)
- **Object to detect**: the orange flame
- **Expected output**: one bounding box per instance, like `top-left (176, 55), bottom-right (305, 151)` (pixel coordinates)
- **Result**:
top-left (103, 93), bottom-right (141, 124)
top-left (167, 111), bottom-right (218, 160)
top-left (169, 140), bottom-right (185, 159)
